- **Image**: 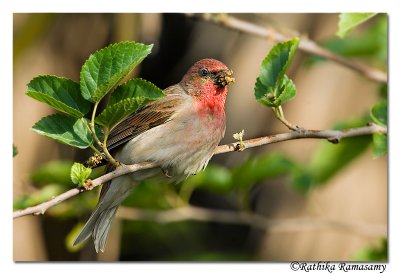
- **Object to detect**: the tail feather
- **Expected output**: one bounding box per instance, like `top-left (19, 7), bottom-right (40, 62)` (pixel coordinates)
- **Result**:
top-left (73, 176), bottom-right (138, 252)
top-left (73, 205), bottom-right (119, 252)
top-left (73, 202), bottom-right (118, 252)
top-left (73, 206), bottom-right (102, 247)
top-left (93, 207), bottom-right (118, 253)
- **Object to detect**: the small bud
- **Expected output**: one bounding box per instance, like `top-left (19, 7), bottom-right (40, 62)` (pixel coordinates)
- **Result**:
top-left (328, 137), bottom-right (340, 144)
top-left (266, 93), bottom-right (275, 100)
top-left (233, 130), bottom-right (245, 151)
top-left (84, 179), bottom-right (93, 190)
top-left (85, 153), bottom-right (104, 168)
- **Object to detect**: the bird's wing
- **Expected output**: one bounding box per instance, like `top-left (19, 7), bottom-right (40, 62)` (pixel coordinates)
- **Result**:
top-left (106, 92), bottom-right (185, 152)
top-left (99, 85), bottom-right (187, 201)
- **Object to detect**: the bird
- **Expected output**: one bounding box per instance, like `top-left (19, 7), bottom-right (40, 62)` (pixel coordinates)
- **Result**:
top-left (73, 58), bottom-right (235, 252)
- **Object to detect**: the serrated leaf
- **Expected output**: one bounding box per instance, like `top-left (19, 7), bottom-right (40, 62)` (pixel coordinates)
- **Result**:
top-left (80, 41), bottom-right (153, 103)
top-left (108, 78), bottom-right (165, 106)
top-left (260, 37), bottom-right (299, 88)
top-left (276, 75), bottom-right (296, 105)
top-left (370, 100), bottom-right (387, 126)
top-left (255, 38), bottom-right (299, 107)
top-left (254, 75), bottom-right (296, 107)
top-left (26, 75), bottom-right (91, 117)
top-left (95, 98), bottom-right (144, 128)
top-left (254, 78), bottom-right (275, 107)
top-left (337, 13), bottom-right (377, 38)
top-left (372, 133), bottom-right (387, 158)
top-left (96, 78), bottom-right (165, 128)
top-left (32, 114), bottom-right (93, 149)
top-left (70, 162), bottom-right (92, 187)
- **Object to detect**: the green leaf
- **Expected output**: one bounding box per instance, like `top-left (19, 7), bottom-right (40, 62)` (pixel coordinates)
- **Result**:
top-left (26, 76), bottom-right (91, 118)
top-left (95, 78), bottom-right (165, 128)
top-left (232, 153), bottom-right (296, 190)
top-left (290, 168), bottom-right (314, 194)
top-left (275, 75), bottom-right (296, 106)
top-left (122, 181), bottom-right (174, 210)
top-left (307, 16), bottom-right (387, 66)
top-left (184, 165), bottom-right (233, 194)
top-left (352, 239), bottom-right (387, 261)
top-left (95, 98), bottom-right (144, 128)
top-left (308, 117), bottom-right (371, 184)
top-left (379, 84), bottom-right (387, 99)
top-left (108, 78), bottom-right (165, 106)
top-left (70, 162), bottom-right (92, 187)
top-left (254, 78), bottom-right (275, 106)
top-left (310, 137), bottom-right (371, 184)
top-left (255, 38), bottom-right (299, 107)
top-left (80, 41), bottom-right (153, 103)
top-left (32, 114), bottom-right (93, 149)
top-left (259, 38), bottom-right (300, 88)
top-left (370, 100), bottom-right (387, 126)
top-left (372, 133), bottom-right (387, 158)
top-left (13, 144), bottom-right (18, 157)
top-left (255, 76), bottom-right (296, 107)
top-left (337, 13), bottom-right (377, 38)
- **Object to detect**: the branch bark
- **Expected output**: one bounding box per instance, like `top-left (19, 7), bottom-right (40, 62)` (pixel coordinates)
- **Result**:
top-left (116, 206), bottom-right (387, 238)
top-left (13, 123), bottom-right (387, 219)
top-left (187, 13), bottom-right (387, 83)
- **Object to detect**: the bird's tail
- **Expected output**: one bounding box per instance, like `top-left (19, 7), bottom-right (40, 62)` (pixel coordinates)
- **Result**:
top-left (73, 175), bottom-right (137, 252)
top-left (73, 205), bottom-right (119, 253)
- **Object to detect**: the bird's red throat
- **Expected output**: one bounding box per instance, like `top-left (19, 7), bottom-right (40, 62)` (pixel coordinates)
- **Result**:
top-left (195, 84), bottom-right (227, 123)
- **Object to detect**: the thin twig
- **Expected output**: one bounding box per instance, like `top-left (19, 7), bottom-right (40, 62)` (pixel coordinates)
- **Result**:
top-left (272, 106), bottom-right (299, 131)
top-left (187, 13), bottom-right (387, 83)
top-left (116, 206), bottom-right (386, 238)
top-left (12, 162), bottom-right (157, 218)
top-left (214, 123), bottom-right (386, 154)
top-left (12, 123), bottom-right (387, 219)
top-left (89, 102), bottom-right (120, 168)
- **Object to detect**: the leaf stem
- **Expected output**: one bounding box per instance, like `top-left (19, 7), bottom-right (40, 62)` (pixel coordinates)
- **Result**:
top-left (102, 128), bottom-right (121, 167)
top-left (272, 106), bottom-right (299, 131)
top-left (89, 102), bottom-right (120, 168)
top-left (89, 144), bottom-right (102, 155)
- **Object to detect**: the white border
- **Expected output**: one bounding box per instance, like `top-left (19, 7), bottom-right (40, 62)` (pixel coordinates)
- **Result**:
top-left (3, 0), bottom-right (399, 274)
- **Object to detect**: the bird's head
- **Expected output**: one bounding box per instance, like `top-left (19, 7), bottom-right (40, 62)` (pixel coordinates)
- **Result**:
top-left (180, 58), bottom-right (235, 100)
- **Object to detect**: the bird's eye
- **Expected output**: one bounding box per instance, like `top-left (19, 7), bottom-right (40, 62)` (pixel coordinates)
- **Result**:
top-left (199, 68), bottom-right (209, 77)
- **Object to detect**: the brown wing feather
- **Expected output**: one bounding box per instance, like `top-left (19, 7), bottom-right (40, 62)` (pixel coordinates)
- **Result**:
top-left (106, 95), bottom-right (184, 152)
top-left (99, 85), bottom-right (186, 201)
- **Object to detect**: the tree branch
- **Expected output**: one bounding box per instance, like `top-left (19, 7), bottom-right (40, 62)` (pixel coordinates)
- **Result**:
top-left (12, 123), bottom-right (386, 219)
top-left (116, 206), bottom-right (386, 238)
top-left (187, 13), bottom-right (387, 83)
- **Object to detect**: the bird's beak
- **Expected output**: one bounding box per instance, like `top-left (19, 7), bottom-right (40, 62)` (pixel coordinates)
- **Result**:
top-left (214, 69), bottom-right (235, 87)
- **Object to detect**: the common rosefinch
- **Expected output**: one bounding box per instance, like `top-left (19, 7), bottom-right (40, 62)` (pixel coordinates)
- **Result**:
top-left (73, 58), bottom-right (234, 252)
